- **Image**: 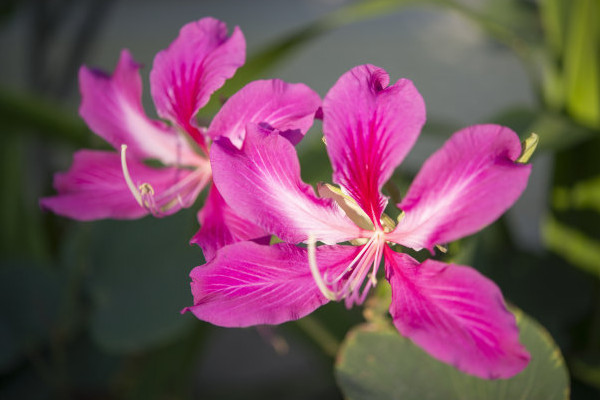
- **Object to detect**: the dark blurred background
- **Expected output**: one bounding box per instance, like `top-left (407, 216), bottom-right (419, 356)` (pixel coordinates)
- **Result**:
top-left (1, 0), bottom-right (599, 399)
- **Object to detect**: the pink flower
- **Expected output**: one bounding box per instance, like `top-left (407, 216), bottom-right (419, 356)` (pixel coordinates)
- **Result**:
top-left (40, 18), bottom-right (321, 260)
top-left (183, 65), bottom-right (533, 379)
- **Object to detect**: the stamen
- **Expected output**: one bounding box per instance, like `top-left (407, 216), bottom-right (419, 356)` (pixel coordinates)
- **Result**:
top-left (342, 241), bottom-right (376, 294)
top-left (120, 145), bottom-right (144, 207)
top-left (369, 237), bottom-right (383, 286)
top-left (308, 234), bottom-right (337, 301)
top-left (516, 132), bottom-right (539, 164)
top-left (397, 211), bottom-right (406, 223)
top-left (325, 236), bottom-right (376, 285)
top-left (121, 144), bottom-right (208, 217)
top-left (309, 231), bottom-right (385, 307)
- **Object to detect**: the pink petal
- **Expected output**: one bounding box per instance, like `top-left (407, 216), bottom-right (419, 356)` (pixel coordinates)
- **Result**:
top-left (40, 150), bottom-right (209, 220)
top-left (385, 249), bottom-right (530, 379)
top-left (190, 184), bottom-right (269, 261)
top-left (150, 18), bottom-right (245, 144)
top-left (210, 123), bottom-right (363, 245)
top-left (389, 124), bottom-right (531, 251)
top-left (207, 79), bottom-right (321, 148)
top-left (182, 242), bottom-right (361, 327)
top-left (323, 65), bottom-right (426, 224)
top-left (79, 50), bottom-right (199, 166)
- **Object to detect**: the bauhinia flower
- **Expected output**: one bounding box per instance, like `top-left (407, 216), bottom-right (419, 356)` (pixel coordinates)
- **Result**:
top-left (183, 65), bottom-right (537, 379)
top-left (40, 18), bottom-right (321, 259)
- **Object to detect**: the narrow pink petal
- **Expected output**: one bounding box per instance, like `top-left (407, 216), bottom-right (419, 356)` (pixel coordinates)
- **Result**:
top-left (182, 242), bottom-right (361, 327)
top-left (323, 65), bottom-right (426, 223)
top-left (40, 150), bottom-right (208, 220)
top-left (210, 123), bottom-right (363, 245)
top-left (150, 18), bottom-right (245, 143)
top-left (207, 79), bottom-right (321, 148)
top-left (79, 50), bottom-right (198, 166)
top-left (385, 249), bottom-right (530, 379)
top-left (389, 124), bottom-right (531, 250)
top-left (190, 184), bottom-right (269, 261)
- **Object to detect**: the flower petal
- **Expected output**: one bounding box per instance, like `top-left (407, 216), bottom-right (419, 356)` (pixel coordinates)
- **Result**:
top-left (150, 18), bottom-right (245, 143)
top-left (40, 150), bottom-right (208, 220)
top-left (182, 242), bottom-right (361, 327)
top-left (79, 50), bottom-right (198, 166)
top-left (389, 124), bottom-right (532, 250)
top-left (385, 249), bottom-right (530, 379)
top-left (323, 65), bottom-right (426, 223)
top-left (210, 123), bottom-right (363, 244)
top-left (190, 184), bottom-right (269, 261)
top-left (207, 79), bottom-right (321, 148)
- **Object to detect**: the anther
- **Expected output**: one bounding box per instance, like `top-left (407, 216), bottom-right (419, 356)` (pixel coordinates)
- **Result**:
top-left (516, 132), bottom-right (539, 164)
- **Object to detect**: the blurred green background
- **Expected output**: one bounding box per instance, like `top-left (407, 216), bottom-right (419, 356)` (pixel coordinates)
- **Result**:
top-left (1, 0), bottom-right (599, 398)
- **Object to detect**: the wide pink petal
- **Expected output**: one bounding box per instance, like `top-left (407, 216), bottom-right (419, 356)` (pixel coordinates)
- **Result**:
top-left (210, 123), bottom-right (363, 245)
top-left (79, 50), bottom-right (199, 166)
top-left (182, 242), bottom-right (361, 327)
top-left (389, 124), bottom-right (531, 251)
top-left (190, 184), bottom-right (269, 261)
top-left (385, 249), bottom-right (530, 379)
top-left (40, 150), bottom-right (209, 220)
top-left (207, 79), bottom-right (321, 148)
top-left (150, 18), bottom-right (245, 144)
top-left (323, 65), bottom-right (426, 224)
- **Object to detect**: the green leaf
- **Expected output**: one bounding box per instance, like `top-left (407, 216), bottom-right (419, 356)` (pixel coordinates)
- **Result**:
top-left (87, 210), bottom-right (202, 353)
top-left (540, 0), bottom-right (569, 58)
top-left (553, 175), bottom-right (600, 213)
top-left (563, 0), bottom-right (600, 128)
top-left (199, 0), bottom-right (419, 117)
top-left (542, 216), bottom-right (600, 279)
top-left (0, 135), bottom-right (51, 260)
top-left (491, 107), bottom-right (595, 151)
top-left (480, 0), bottom-right (542, 44)
top-left (570, 358), bottom-right (600, 391)
top-left (0, 261), bottom-right (66, 372)
top-left (0, 87), bottom-right (91, 146)
top-left (116, 325), bottom-right (208, 400)
top-left (335, 309), bottom-right (569, 400)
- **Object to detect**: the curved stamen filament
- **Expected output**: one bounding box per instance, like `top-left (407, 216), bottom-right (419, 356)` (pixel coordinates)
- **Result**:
top-left (309, 231), bottom-right (385, 307)
top-left (121, 145), bottom-right (145, 208)
top-left (324, 236), bottom-right (377, 286)
top-left (120, 144), bottom-right (209, 216)
top-left (308, 234), bottom-right (337, 301)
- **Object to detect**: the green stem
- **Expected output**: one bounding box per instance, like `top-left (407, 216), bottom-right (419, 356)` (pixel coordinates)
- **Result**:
top-left (295, 316), bottom-right (341, 358)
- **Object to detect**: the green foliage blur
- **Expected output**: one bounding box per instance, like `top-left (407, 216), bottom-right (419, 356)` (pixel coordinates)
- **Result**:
top-left (1, 0), bottom-right (599, 399)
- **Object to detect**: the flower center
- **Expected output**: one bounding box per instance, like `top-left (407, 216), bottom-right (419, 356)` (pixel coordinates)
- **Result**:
top-left (308, 230), bottom-right (386, 308)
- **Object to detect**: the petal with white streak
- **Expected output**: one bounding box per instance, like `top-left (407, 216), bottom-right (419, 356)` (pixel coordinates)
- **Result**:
top-left (150, 18), bottom-right (245, 143)
top-left (210, 123), bottom-right (363, 244)
top-left (79, 50), bottom-right (198, 166)
top-left (182, 242), bottom-right (361, 327)
top-left (386, 249), bottom-right (530, 379)
top-left (323, 65), bottom-right (425, 223)
top-left (190, 184), bottom-right (269, 261)
top-left (208, 79), bottom-right (321, 148)
top-left (40, 150), bottom-right (208, 220)
top-left (389, 124), bottom-right (531, 250)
